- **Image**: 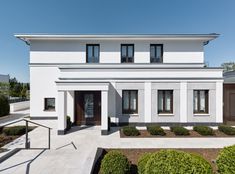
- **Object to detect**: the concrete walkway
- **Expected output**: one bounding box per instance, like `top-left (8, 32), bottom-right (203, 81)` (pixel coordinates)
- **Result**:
top-left (0, 109), bottom-right (29, 126)
top-left (1, 120), bottom-right (235, 174)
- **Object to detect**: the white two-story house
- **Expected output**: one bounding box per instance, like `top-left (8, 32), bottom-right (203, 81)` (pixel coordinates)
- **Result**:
top-left (16, 34), bottom-right (223, 135)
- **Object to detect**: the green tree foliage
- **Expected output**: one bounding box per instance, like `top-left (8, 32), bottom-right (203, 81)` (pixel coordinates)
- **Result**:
top-left (0, 82), bottom-right (9, 96)
top-left (221, 62), bottom-right (235, 72)
top-left (9, 78), bottom-right (29, 98)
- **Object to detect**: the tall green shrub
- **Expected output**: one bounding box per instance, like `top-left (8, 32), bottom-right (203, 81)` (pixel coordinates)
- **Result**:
top-left (216, 145), bottom-right (235, 174)
top-left (0, 95), bottom-right (10, 117)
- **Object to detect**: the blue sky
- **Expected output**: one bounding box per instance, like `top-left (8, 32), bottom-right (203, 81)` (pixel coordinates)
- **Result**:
top-left (0, 0), bottom-right (234, 82)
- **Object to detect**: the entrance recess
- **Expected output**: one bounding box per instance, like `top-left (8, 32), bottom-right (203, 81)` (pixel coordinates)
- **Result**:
top-left (75, 91), bottom-right (101, 125)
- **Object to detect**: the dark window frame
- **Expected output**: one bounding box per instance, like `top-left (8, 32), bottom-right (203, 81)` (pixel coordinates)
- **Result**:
top-left (150, 44), bottom-right (163, 63)
top-left (158, 90), bottom-right (173, 114)
top-left (86, 44), bottom-right (100, 63)
top-left (44, 98), bottom-right (55, 111)
top-left (121, 44), bottom-right (134, 63)
top-left (122, 90), bottom-right (138, 114)
top-left (193, 90), bottom-right (209, 114)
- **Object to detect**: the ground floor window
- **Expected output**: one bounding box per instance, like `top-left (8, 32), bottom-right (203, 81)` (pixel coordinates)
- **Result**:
top-left (44, 98), bottom-right (55, 111)
top-left (193, 90), bottom-right (209, 114)
top-left (158, 90), bottom-right (173, 114)
top-left (122, 90), bottom-right (138, 114)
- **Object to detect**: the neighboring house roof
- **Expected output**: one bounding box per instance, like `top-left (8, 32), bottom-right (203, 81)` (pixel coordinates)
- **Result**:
top-left (0, 74), bottom-right (9, 83)
top-left (15, 33), bottom-right (219, 45)
top-left (224, 71), bottom-right (235, 84)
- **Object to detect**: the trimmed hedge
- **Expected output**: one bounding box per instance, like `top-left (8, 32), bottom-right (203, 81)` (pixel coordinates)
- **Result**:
top-left (0, 95), bottom-right (10, 117)
top-left (100, 150), bottom-right (131, 174)
top-left (122, 126), bottom-right (140, 136)
top-left (137, 153), bottom-right (151, 174)
top-left (66, 116), bottom-right (72, 131)
top-left (216, 145), bottom-right (235, 174)
top-left (3, 126), bottom-right (33, 136)
top-left (170, 126), bottom-right (190, 136)
top-left (193, 126), bottom-right (214, 136)
top-left (218, 125), bottom-right (235, 135)
top-left (144, 150), bottom-right (213, 174)
top-left (147, 126), bottom-right (166, 136)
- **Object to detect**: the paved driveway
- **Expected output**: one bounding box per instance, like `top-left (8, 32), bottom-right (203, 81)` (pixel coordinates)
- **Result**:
top-left (1, 120), bottom-right (235, 174)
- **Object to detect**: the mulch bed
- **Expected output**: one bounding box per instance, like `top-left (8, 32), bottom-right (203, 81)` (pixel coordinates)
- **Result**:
top-left (94, 148), bottom-right (221, 174)
top-left (0, 135), bottom-right (20, 148)
top-left (120, 129), bottom-right (234, 138)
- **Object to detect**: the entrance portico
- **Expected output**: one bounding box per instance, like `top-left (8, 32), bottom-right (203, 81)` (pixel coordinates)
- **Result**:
top-left (56, 81), bottom-right (109, 135)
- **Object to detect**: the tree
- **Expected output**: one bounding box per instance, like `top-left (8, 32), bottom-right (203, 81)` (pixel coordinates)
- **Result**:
top-left (0, 82), bottom-right (9, 97)
top-left (221, 62), bottom-right (235, 72)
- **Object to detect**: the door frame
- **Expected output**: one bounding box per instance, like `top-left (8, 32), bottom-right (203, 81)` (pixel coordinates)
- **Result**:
top-left (75, 91), bottom-right (101, 125)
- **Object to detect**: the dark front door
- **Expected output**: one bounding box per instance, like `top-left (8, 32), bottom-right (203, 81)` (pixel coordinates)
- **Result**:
top-left (75, 91), bottom-right (101, 125)
top-left (224, 84), bottom-right (235, 121)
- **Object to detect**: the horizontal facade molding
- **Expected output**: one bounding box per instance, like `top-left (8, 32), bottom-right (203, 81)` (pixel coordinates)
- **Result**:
top-left (56, 82), bottom-right (109, 91)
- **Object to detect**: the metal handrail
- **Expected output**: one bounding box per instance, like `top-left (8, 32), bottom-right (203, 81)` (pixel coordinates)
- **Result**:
top-left (1, 118), bottom-right (52, 149)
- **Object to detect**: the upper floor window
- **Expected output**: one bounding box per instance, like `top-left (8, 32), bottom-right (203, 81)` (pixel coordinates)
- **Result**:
top-left (193, 90), bottom-right (209, 114)
top-left (86, 44), bottom-right (99, 63)
top-left (158, 90), bottom-right (173, 114)
top-left (150, 44), bottom-right (163, 63)
top-left (121, 44), bottom-right (134, 63)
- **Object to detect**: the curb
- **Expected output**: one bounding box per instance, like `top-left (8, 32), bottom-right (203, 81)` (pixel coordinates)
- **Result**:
top-left (0, 148), bottom-right (21, 163)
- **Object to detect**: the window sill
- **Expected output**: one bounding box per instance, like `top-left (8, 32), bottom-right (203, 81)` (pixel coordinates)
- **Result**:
top-left (123, 114), bottom-right (139, 117)
top-left (194, 113), bottom-right (210, 116)
top-left (158, 113), bottom-right (174, 116)
top-left (44, 109), bottom-right (56, 112)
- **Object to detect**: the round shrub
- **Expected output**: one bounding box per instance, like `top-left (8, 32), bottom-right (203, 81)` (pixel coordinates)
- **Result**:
top-left (122, 126), bottom-right (140, 136)
top-left (144, 150), bottom-right (212, 174)
top-left (170, 126), bottom-right (190, 136)
top-left (216, 145), bottom-right (235, 174)
top-left (147, 126), bottom-right (166, 136)
top-left (218, 125), bottom-right (235, 135)
top-left (0, 95), bottom-right (10, 117)
top-left (193, 126), bottom-right (214, 136)
top-left (100, 150), bottom-right (131, 174)
top-left (137, 153), bottom-right (151, 174)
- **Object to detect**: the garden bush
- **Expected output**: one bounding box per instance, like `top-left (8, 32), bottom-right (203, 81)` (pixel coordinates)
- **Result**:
top-left (218, 125), bottom-right (235, 135)
top-left (193, 126), bottom-right (214, 136)
top-left (3, 126), bottom-right (33, 136)
top-left (170, 126), bottom-right (189, 136)
top-left (147, 126), bottom-right (166, 136)
top-left (216, 144), bottom-right (235, 174)
top-left (137, 153), bottom-right (151, 174)
top-left (122, 126), bottom-right (140, 136)
top-left (0, 95), bottom-right (10, 117)
top-left (144, 150), bottom-right (212, 174)
top-left (66, 116), bottom-right (72, 130)
top-left (100, 150), bottom-right (131, 174)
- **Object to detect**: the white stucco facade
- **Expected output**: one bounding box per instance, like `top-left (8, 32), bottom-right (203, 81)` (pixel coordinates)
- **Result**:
top-left (16, 34), bottom-right (223, 135)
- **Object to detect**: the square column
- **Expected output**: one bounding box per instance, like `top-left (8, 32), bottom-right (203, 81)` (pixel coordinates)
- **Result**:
top-left (101, 90), bottom-right (108, 135)
top-left (67, 91), bottom-right (75, 123)
top-left (180, 82), bottom-right (187, 122)
top-left (144, 82), bottom-right (152, 122)
top-left (216, 81), bottom-right (223, 123)
top-left (58, 91), bottom-right (67, 135)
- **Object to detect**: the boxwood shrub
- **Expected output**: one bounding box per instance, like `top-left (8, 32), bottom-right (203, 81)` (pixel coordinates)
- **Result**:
top-left (218, 125), bottom-right (235, 135)
top-left (122, 126), bottom-right (140, 136)
top-left (193, 126), bottom-right (214, 136)
top-left (170, 126), bottom-right (189, 136)
top-left (66, 116), bottom-right (72, 131)
top-left (144, 150), bottom-right (212, 174)
top-left (147, 126), bottom-right (166, 136)
top-left (100, 150), bottom-right (131, 174)
top-left (137, 153), bottom-right (151, 174)
top-left (3, 126), bottom-right (33, 136)
top-left (216, 145), bottom-right (235, 174)
top-left (0, 95), bottom-right (10, 117)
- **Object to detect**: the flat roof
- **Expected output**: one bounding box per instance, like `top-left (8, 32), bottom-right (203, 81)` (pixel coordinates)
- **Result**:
top-left (15, 33), bottom-right (219, 45)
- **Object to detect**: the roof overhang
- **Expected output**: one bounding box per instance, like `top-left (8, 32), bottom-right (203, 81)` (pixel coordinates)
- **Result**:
top-left (15, 33), bottom-right (219, 45)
